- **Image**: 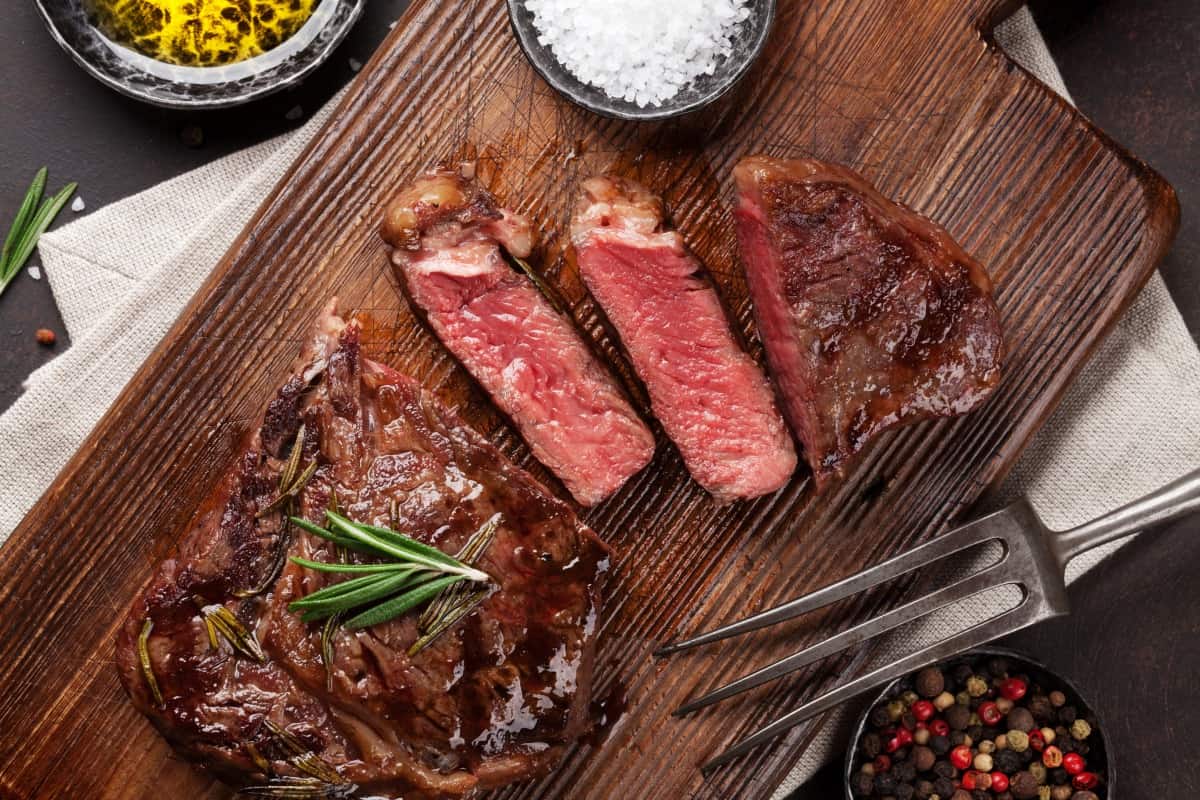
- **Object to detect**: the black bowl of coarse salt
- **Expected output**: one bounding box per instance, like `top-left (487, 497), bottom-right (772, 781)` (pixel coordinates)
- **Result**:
top-left (506, 0), bottom-right (776, 121)
top-left (845, 648), bottom-right (1112, 800)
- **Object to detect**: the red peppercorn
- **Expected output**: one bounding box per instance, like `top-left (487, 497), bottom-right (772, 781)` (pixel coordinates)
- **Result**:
top-left (873, 754), bottom-right (892, 773)
top-left (895, 727), bottom-right (913, 747)
top-left (990, 771), bottom-right (1009, 793)
top-left (1028, 728), bottom-right (1046, 751)
top-left (912, 700), bottom-right (935, 722)
top-left (929, 719), bottom-right (950, 737)
top-left (1073, 771), bottom-right (1100, 790)
top-left (1042, 745), bottom-right (1063, 768)
top-left (978, 700), bottom-right (1003, 726)
top-left (998, 677), bottom-right (1027, 701)
top-left (950, 744), bottom-right (972, 770)
top-left (1062, 752), bottom-right (1086, 775)
top-left (961, 770), bottom-right (977, 790)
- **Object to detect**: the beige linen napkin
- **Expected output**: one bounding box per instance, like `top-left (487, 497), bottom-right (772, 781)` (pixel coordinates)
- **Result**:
top-left (0, 7), bottom-right (1196, 795)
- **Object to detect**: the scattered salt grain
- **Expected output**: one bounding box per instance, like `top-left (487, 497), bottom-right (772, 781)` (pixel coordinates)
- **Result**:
top-left (524, 0), bottom-right (752, 107)
top-left (285, 105), bottom-right (304, 121)
top-left (71, 196), bottom-right (86, 213)
top-left (349, 57), bottom-right (363, 72)
top-left (27, 266), bottom-right (41, 281)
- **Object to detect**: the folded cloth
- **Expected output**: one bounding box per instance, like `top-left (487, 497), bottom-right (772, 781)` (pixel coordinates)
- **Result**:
top-left (0, 7), bottom-right (1196, 796)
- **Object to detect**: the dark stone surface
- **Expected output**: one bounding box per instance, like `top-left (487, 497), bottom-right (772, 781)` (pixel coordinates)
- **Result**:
top-left (0, 0), bottom-right (1196, 797)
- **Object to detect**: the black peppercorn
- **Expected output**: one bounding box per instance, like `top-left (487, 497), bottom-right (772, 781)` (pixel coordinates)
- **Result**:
top-left (987, 657), bottom-right (1010, 677)
top-left (993, 749), bottom-right (1022, 773)
top-left (894, 760), bottom-right (917, 783)
top-left (913, 745), bottom-right (936, 772)
top-left (996, 794), bottom-right (1014, 800)
top-left (1007, 707), bottom-right (1036, 733)
top-left (934, 777), bottom-right (957, 797)
top-left (1070, 793), bottom-right (1099, 800)
top-left (1010, 771), bottom-right (1039, 799)
top-left (871, 704), bottom-right (892, 727)
top-left (875, 772), bottom-right (898, 794)
top-left (930, 735), bottom-right (951, 756)
top-left (945, 704), bottom-right (972, 731)
top-left (972, 791), bottom-right (990, 800)
top-left (950, 790), bottom-right (972, 800)
top-left (914, 779), bottom-right (934, 799)
top-left (953, 663), bottom-right (975, 686)
top-left (1049, 767), bottom-right (1068, 785)
top-left (967, 724), bottom-right (985, 742)
top-left (896, 784), bottom-right (915, 800)
top-left (862, 732), bottom-right (882, 759)
top-left (916, 667), bottom-right (946, 698)
top-left (933, 760), bottom-right (956, 779)
top-left (1027, 694), bottom-right (1053, 721)
top-left (1058, 705), bottom-right (1077, 725)
top-left (851, 771), bottom-right (874, 797)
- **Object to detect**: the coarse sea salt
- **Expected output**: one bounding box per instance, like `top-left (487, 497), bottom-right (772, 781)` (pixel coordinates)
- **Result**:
top-left (524, 0), bottom-right (752, 108)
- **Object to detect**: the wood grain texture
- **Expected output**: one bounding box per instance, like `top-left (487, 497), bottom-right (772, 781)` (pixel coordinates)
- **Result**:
top-left (0, 1), bottom-right (1177, 798)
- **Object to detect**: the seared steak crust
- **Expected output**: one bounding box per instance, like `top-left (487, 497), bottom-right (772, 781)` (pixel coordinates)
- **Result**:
top-left (116, 302), bottom-right (610, 799)
top-left (733, 156), bottom-right (1004, 487)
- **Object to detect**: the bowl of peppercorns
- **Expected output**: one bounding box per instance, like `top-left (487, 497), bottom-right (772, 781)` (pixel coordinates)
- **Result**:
top-left (845, 648), bottom-right (1111, 800)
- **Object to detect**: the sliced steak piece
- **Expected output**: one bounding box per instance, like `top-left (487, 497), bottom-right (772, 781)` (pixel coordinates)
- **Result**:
top-left (115, 301), bottom-right (611, 799)
top-left (570, 175), bottom-right (797, 502)
top-left (733, 156), bottom-right (1004, 488)
top-left (381, 168), bottom-right (655, 506)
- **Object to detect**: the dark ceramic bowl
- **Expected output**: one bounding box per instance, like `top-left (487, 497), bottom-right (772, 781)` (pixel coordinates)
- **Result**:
top-left (35, 0), bottom-right (365, 109)
top-left (844, 647), bottom-right (1114, 799)
top-left (506, 0), bottom-right (776, 121)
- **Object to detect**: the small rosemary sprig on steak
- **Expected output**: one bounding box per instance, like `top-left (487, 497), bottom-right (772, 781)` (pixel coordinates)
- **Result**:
top-left (287, 511), bottom-right (494, 633)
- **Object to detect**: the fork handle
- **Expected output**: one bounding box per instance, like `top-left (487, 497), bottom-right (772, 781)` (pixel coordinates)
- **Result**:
top-left (1052, 466), bottom-right (1200, 566)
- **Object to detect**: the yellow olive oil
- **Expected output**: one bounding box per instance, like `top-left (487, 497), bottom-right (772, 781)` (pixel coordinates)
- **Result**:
top-left (85, 0), bottom-right (318, 67)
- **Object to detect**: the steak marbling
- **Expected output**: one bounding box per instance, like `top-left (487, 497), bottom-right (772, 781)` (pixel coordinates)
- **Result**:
top-left (733, 156), bottom-right (1004, 488)
top-left (381, 168), bottom-right (656, 506)
top-left (115, 302), bottom-right (610, 799)
top-left (571, 175), bottom-right (796, 502)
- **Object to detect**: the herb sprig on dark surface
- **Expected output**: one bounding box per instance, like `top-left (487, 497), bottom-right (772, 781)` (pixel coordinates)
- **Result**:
top-left (288, 511), bottom-right (494, 634)
top-left (0, 168), bottom-right (76, 299)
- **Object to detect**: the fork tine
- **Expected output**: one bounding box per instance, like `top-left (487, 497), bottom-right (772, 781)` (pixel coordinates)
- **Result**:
top-left (655, 520), bottom-right (1003, 657)
top-left (675, 560), bottom-right (1010, 716)
top-left (700, 586), bottom-right (1040, 775)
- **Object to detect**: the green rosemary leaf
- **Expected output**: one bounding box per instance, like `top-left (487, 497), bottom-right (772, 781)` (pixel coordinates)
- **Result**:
top-left (0, 168), bottom-right (45, 274)
top-left (289, 517), bottom-right (362, 552)
top-left (279, 425), bottom-right (306, 492)
top-left (1, 180), bottom-right (75, 294)
top-left (325, 512), bottom-right (489, 581)
top-left (343, 575), bottom-right (466, 630)
top-left (287, 570), bottom-right (422, 612)
top-left (288, 556), bottom-right (425, 575)
top-left (137, 617), bottom-right (164, 707)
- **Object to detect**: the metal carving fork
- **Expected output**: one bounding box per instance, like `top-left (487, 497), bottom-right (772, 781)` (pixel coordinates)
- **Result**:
top-left (657, 467), bottom-right (1200, 773)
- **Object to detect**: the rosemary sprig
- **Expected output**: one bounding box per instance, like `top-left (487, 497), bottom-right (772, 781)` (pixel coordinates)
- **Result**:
top-left (410, 516), bottom-right (500, 656)
top-left (287, 511), bottom-right (494, 634)
top-left (0, 168), bottom-right (76, 299)
top-left (196, 598), bottom-right (267, 662)
top-left (263, 721), bottom-right (349, 787)
top-left (137, 618), bottom-right (164, 707)
top-left (238, 780), bottom-right (356, 799)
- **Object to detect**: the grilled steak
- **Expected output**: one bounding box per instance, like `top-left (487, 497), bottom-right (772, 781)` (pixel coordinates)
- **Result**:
top-left (733, 156), bottom-right (1003, 488)
top-left (115, 302), bottom-right (610, 799)
top-left (571, 176), bottom-right (797, 502)
top-left (381, 168), bottom-right (656, 507)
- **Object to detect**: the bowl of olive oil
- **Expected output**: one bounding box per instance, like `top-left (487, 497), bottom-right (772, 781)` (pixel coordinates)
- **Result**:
top-left (36, 0), bottom-right (365, 108)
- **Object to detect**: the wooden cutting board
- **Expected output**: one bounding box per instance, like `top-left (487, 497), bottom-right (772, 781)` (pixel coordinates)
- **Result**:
top-left (0, 1), bottom-right (1177, 798)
